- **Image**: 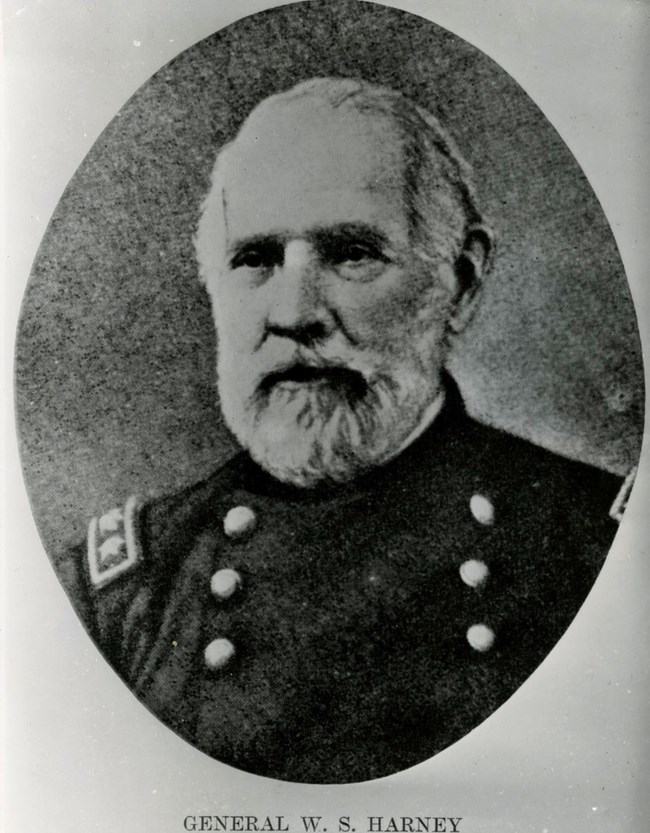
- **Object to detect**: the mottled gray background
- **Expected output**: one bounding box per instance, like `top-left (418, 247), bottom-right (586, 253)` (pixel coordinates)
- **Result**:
top-left (15, 0), bottom-right (643, 565)
top-left (6, 1), bottom-right (649, 831)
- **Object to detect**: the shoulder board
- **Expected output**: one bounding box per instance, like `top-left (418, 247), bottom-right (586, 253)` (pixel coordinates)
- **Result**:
top-left (609, 466), bottom-right (637, 523)
top-left (87, 494), bottom-right (144, 589)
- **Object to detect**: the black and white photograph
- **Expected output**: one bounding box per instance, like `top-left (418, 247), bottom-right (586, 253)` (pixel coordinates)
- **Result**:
top-left (4, 0), bottom-right (649, 829)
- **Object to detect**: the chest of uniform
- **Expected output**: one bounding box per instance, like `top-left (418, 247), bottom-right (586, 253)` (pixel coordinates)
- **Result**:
top-left (155, 474), bottom-right (553, 684)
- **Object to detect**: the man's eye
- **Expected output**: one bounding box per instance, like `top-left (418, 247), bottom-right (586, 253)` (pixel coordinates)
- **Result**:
top-left (341, 244), bottom-right (375, 263)
top-left (231, 249), bottom-right (266, 269)
top-left (229, 243), bottom-right (282, 271)
top-left (330, 242), bottom-right (386, 266)
top-left (237, 250), bottom-right (264, 268)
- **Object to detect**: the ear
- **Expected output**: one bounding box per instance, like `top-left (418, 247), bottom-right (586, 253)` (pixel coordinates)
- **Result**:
top-left (448, 224), bottom-right (495, 334)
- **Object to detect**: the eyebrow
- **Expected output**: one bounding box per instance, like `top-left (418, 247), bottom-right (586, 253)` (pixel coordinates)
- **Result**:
top-left (314, 223), bottom-right (392, 249)
top-left (226, 223), bottom-right (394, 259)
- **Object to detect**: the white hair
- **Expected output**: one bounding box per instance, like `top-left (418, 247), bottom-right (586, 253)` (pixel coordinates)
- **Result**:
top-left (195, 77), bottom-right (492, 287)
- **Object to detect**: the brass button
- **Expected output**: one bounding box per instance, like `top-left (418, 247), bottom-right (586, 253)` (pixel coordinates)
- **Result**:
top-left (470, 494), bottom-right (495, 526)
top-left (466, 623), bottom-right (495, 652)
top-left (223, 506), bottom-right (257, 539)
top-left (459, 559), bottom-right (489, 588)
top-left (204, 638), bottom-right (236, 670)
top-left (210, 568), bottom-right (242, 600)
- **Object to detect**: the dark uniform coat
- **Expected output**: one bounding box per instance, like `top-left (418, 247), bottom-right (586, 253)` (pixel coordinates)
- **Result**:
top-left (59, 381), bottom-right (627, 783)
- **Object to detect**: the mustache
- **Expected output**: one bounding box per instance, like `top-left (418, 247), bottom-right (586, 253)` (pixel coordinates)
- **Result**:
top-left (258, 353), bottom-right (370, 398)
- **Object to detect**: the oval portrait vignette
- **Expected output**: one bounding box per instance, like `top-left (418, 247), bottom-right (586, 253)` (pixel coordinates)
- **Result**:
top-left (14, 0), bottom-right (644, 784)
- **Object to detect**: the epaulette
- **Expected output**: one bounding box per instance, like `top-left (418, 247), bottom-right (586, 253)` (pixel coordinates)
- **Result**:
top-left (609, 466), bottom-right (637, 523)
top-left (87, 494), bottom-right (144, 589)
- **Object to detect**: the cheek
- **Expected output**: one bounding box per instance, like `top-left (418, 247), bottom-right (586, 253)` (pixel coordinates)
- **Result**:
top-left (333, 266), bottom-right (451, 346)
top-left (210, 280), bottom-right (264, 351)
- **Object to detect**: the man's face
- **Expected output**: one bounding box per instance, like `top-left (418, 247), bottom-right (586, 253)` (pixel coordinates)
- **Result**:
top-left (202, 100), bottom-right (462, 487)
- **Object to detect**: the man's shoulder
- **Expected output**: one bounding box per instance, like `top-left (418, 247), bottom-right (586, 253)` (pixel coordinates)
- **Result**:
top-left (451, 417), bottom-right (632, 545)
top-left (58, 455), bottom-right (245, 612)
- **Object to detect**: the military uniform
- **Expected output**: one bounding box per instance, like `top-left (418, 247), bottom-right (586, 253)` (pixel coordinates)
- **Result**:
top-left (59, 380), bottom-right (629, 783)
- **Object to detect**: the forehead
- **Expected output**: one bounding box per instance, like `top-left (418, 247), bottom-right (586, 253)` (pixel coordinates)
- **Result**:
top-left (221, 100), bottom-right (409, 240)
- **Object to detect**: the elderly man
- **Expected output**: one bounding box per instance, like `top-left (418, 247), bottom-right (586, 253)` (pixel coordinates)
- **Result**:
top-left (62, 78), bottom-right (628, 783)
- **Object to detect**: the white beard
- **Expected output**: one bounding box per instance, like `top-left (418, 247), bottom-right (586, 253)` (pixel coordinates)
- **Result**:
top-left (216, 330), bottom-right (445, 489)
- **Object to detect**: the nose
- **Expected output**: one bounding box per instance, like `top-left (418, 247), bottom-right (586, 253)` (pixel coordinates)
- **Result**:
top-left (266, 239), bottom-right (335, 344)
